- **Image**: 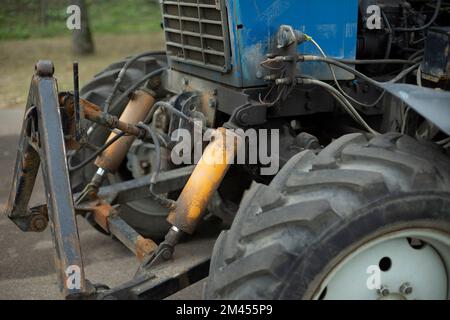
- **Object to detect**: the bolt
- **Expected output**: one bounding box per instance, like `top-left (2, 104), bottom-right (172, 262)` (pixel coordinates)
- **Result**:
top-left (31, 215), bottom-right (47, 232)
top-left (291, 120), bottom-right (301, 130)
top-left (208, 98), bottom-right (217, 108)
top-left (240, 112), bottom-right (249, 124)
top-left (399, 283), bottom-right (413, 295)
top-left (377, 285), bottom-right (390, 297)
top-left (182, 77), bottom-right (189, 86)
top-left (162, 249), bottom-right (172, 260)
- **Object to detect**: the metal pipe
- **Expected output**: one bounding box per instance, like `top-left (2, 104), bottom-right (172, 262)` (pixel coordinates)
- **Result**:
top-left (80, 98), bottom-right (143, 137)
top-left (80, 200), bottom-right (157, 260)
top-left (108, 215), bottom-right (157, 261)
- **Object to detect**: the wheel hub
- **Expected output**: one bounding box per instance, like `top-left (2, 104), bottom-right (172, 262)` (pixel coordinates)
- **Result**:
top-left (316, 230), bottom-right (450, 300)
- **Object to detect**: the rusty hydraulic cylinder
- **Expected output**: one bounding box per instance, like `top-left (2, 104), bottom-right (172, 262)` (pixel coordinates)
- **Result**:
top-left (80, 98), bottom-right (143, 138)
top-left (167, 128), bottom-right (241, 234)
top-left (94, 90), bottom-right (156, 172)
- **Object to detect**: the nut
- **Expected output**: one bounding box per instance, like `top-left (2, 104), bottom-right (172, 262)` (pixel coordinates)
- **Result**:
top-left (399, 283), bottom-right (413, 295)
top-left (377, 285), bottom-right (390, 297)
top-left (30, 215), bottom-right (48, 232)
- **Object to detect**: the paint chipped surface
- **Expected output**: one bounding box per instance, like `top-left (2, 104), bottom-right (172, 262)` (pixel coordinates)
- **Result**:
top-left (230, 0), bottom-right (359, 85)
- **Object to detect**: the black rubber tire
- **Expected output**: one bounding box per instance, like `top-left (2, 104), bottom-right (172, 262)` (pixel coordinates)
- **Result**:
top-left (204, 133), bottom-right (450, 300)
top-left (73, 52), bottom-right (171, 239)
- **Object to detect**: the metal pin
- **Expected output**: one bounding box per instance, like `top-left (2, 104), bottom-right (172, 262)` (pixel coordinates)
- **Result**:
top-left (73, 62), bottom-right (81, 142)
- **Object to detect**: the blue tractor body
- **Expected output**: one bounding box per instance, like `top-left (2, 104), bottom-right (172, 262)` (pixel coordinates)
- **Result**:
top-left (161, 0), bottom-right (359, 88)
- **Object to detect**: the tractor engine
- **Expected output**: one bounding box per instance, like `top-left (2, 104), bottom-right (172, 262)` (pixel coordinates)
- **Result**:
top-left (155, 0), bottom-right (449, 157)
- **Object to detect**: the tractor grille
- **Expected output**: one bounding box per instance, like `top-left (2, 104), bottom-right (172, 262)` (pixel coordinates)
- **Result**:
top-left (161, 0), bottom-right (231, 73)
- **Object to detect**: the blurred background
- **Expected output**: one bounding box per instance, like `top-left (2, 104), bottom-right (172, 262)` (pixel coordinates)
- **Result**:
top-left (0, 0), bottom-right (165, 109)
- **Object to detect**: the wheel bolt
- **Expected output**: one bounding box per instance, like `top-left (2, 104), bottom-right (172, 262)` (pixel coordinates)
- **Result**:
top-left (377, 285), bottom-right (390, 297)
top-left (400, 283), bottom-right (413, 295)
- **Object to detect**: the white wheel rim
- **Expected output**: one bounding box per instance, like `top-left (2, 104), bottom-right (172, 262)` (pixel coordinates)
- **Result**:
top-left (314, 229), bottom-right (450, 300)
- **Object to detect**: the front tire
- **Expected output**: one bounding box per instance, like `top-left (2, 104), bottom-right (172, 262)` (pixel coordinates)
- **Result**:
top-left (205, 133), bottom-right (450, 300)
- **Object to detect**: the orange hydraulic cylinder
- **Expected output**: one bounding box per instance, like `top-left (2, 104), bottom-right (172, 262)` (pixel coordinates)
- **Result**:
top-left (95, 90), bottom-right (155, 172)
top-left (167, 128), bottom-right (241, 234)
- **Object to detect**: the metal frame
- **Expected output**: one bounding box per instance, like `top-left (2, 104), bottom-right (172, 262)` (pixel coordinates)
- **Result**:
top-left (5, 61), bottom-right (89, 298)
top-left (92, 165), bottom-right (195, 204)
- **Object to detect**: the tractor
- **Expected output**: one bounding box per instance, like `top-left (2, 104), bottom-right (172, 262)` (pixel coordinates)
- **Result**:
top-left (5, 0), bottom-right (450, 300)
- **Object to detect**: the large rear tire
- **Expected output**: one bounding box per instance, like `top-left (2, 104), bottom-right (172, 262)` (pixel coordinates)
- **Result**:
top-left (205, 133), bottom-right (450, 300)
top-left (73, 52), bottom-right (171, 239)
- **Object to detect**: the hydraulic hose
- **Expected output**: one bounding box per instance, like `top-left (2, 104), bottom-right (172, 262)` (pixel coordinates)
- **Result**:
top-left (298, 78), bottom-right (380, 136)
top-left (336, 59), bottom-right (414, 65)
top-left (299, 55), bottom-right (420, 90)
top-left (104, 51), bottom-right (165, 113)
top-left (308, 37), bottom-right (384, 108)
top-left (108, 67), bottom-right (166, 114)
top-left (136, 123), bottom-right (175, 209)
top-left (393, 0), bottom-right (442, 32)
top-left (69, 131), bottom-right (126, 173)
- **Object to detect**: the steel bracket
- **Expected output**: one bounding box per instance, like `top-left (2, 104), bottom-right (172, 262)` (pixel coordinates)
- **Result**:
top-left (4, 60), bottom-right (93, 299)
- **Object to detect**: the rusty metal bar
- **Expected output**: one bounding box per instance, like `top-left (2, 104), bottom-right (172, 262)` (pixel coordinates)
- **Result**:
top-left (34, 64), bottom-right (89, 298)
top-left (80, 97), bottom-right (145, 139)
top-left (5, 61), bottom-right (90, 299)
top-left (5, 129), bottom-right (44, 232)
top-left (73, 62), bottom-right (83, 142)
top-left (75, 199), bottom-right (157, 260)
top-left (108, 215), bottom-right (157, 261)
top-left (73, 165), bottom-right (196, 204)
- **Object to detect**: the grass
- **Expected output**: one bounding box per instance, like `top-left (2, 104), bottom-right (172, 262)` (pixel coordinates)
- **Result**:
top-left (0, 0), bottom-right (165, 109)
top-left (0, 32), bottom-right (165, 109)
top-left (0, 0), bottom-right (163, 40)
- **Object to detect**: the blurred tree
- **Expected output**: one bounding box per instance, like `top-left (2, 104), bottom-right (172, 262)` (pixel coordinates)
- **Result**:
top-left (71, 0), bottom-right (95, 55)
